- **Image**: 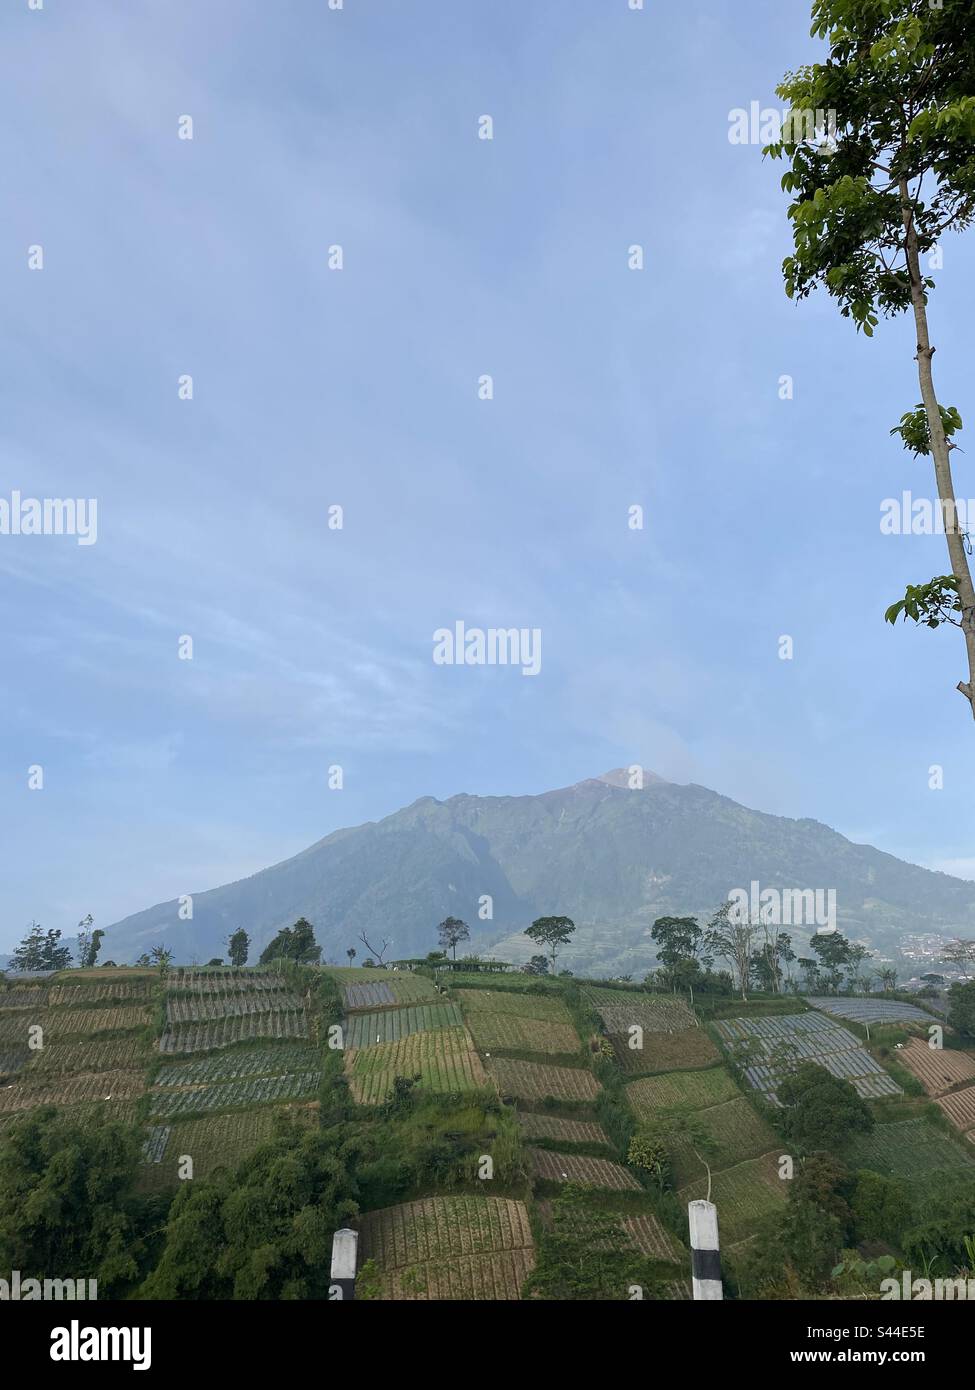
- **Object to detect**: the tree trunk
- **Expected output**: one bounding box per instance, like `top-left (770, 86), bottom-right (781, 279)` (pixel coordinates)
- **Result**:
top-left (901, 181), bottom-right (975, 717)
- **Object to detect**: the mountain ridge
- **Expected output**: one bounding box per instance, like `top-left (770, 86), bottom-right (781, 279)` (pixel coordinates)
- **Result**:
top-left (97, 770), bottom-right (975, 973)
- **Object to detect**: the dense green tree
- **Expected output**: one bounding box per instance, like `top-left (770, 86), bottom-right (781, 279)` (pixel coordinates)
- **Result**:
top-left (626, 1133), bottom-right (671, 1190)
top-left (0, 1107), bottom-right (146, 1292)
top-left (259, 918), bottom-right (321, 966)
top-left (76, 916), bottom-right (104, 970)
top-left (524, 916), bottom-right (575, 973)
top-left (436, 916), bottom-right (470, 960)
top-left (740, 1155), bottom-right (852, 1295)
top-left (850, 1169), bottom-right (911, 1245)
top-left (947, 979), bottom-right (975, 1038)
top-left (778, 1062), bottom-right (874, 1150)
top-left (809, 931), bottom-right (853, 993)
top-left (768, 0), bottom-right (975, 718)
top-left (903, 1171), bottom-right (975, 1271)
top-left (11, 922), bottom-right (72, 972)
top-left (750, 931), bottom-right (796, 992)
top-left (227, 929), bottom-right (250, 968)
top-left (649, 916), bottom-right (704, 969)
top-left (141, 1117), bottom-right (357, 1299)
top-left (523, 954), bottom-right (550, 976)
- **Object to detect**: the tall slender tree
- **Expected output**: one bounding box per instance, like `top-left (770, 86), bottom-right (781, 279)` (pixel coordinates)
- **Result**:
top-left (768, 0), bottom-right (975, 717)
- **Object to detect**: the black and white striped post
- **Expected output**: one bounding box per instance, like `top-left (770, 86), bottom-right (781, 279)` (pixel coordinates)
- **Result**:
top-left (330, 1228), bottom-right (358, 1301)
top-left (688, 1199), bottom-right (722, 1300)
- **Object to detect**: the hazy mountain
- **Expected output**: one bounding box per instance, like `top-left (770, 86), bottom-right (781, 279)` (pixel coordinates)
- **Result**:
top-left (99, 770), bottom-right (975, 974)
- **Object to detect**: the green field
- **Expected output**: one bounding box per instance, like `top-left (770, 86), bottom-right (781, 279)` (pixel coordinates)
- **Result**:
top-left (345, 1003), bottom-right (463, 1049)
top-left (841, 1119), bottom-right (975, 1194)
top-left (678, 1152), bottom-right (787, 1244)
top-left (627, 1068), bottom-right (740, 1119)
top-left (345, 1026), bottom-right (488, 1104)
top-left (666, 1099), bottom-right (780, 1186)
top-left (358, 1195), bottom-right (535, 1301)
top-left (455, 989), bottom-right (575, 1022)
top-left (486, 1057), bottom-right (601, 1103)
top-left (610, 1026), bottom-right (721, 1075)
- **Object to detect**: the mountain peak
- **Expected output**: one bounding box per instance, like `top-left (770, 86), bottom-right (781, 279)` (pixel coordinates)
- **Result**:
top-left (593, 767), bottom-right (669, 789)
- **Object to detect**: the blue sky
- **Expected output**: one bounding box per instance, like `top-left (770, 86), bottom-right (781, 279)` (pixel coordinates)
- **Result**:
top-left (2, 0), bottom-right (974, 953)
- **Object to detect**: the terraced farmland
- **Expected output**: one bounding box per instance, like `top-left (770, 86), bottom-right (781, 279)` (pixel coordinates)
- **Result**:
top-left (899, 1039), bottom-right (975, 1096)
top-left (529, 1147), bottom-right (641, 1190)
top-left (344, 1026), bottom-right (487, 1104)
top-left (0, 1047), bottom-right (30, 1079)
top-left (465, 1011), bottom-right (580, 1056)
top-left (678, 1152), bottom-right (786, 1244)
top-left (150, 1069), bottom-right (321, 1120)
top-left (536, 1200), bottom-right (684, 1264)
top-left (0, 1068), bottom-right (146, 1115)
top-left (804, 996), bottom-right (934, 1025)
top-left (344, 1003), bottom-right (462, 1049)
top-left (627, 1067), bottom-right (739, 1119)
top-left (154, 1044), bottom-right (322, 1087)
top-left (159, 1010), bottom-right (309, 1055)
top-left (357, 1195), bottom-right (534, 1300)
top-left (25, 1036), bottom-right (149, 1076)
top-left (0, 1012), bottom-right (49, 1045)
top-left (47, 1006), bottom-right (153, 1038)
top-left (843, 1119), bottom-right (975, 1190)
top-left (516, 1112), bottom-right (610, 1146)
top-left (331, 970), bottom-right (439, 1011)
top-left (486, 1057), bottom-right (600, 1103)
top-left (137, 1103), bottom-right (319, 1190)
top-left (455, 990), bottom-right (575, 1023)
top-left (170, 969), bottom-right (288, 993)
top-left (610, 1026), bottom-right (720, 1075)
top-left (166, 989), bottom-right (303, 1025)
top-left (666, 1100), bottom-right (779, 1186)
top-left (936, 1086), bottom-right (975, 1135)
top-left (583, 989), bottom-right (697, 1034)
top-left (0, 986), bottom-right (50, 1009)
top-left (49, 979), bottom-right (154, 1007)
top-left (715, 1012), bottom-right (902, 1103)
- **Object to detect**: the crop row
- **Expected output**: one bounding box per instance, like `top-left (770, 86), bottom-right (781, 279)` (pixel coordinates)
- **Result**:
top-left (358, 1196), bottom-right (534, 1267)
top-left (0, 987), bottom-right (50, 1010)
top-left (159, 1010), bottom-right (310, 1054)
top-left (0, 1068), bottom-right (146, 1115)
top-left (627, 1067), bottom-right (739, 1119)
top-left (166, 990), bottom-right (303, 1024)
top-left (345, 1026), bottom-right (487, 1105)
top-left (137, 1104), bottom-right (319, 1191)
top-left (49, 981), bottom-right (154, 1007)
top-left (486, 1056), bottom-right (600, 1102)
top-left (516, 1113), bottom-right (609, 1146)
top-left (937, 1085), bottom-right (975, 1133)
top-left (171, 970), bottom-right (289, 993)
top-left (149, 1069), bottom-right (322, 1120)
top-left (585, 994), bottom-right (698, 1035)
top-left (464, 1010), bottom-right (580, 1056)
top-left (344, 1003), bottom-right (462, 1049)
top-left (154, 1044), bottom-right (322, 1088)
top-left (25, 1036), bottom-right (150, 1076)
top-left (843, 1119), bottom-right (975, 1191)
top-left (899, 1039), bottom-right (975, 1096)
top-left (804, 996), bottom-right (933, 1024)
top-left (376, 1249), bottom-right (535, 1301)
top-left (678, 1153), bottom-right (786, 1245)
top-left (609, 1026), bottom-right (721, 1075)
top-left (454, 989), bottom-right (576, 1024)
top-left (529, 1147), bottom-right (641, 1190)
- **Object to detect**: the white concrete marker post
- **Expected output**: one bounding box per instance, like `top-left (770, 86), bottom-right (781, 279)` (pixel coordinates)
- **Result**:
top-left (330, 1228), bottom-right (358, 1301)
top-left (688, 1199), bottom-right (722, 1300)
